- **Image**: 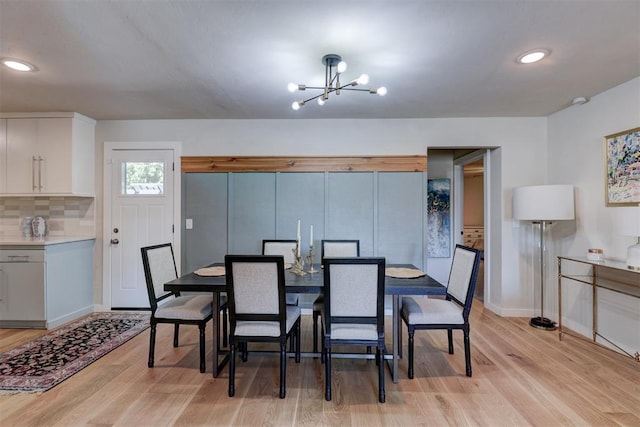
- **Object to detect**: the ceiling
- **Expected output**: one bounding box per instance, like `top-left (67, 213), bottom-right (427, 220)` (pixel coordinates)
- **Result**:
top-left (0, 1), bottom-right (638, 121)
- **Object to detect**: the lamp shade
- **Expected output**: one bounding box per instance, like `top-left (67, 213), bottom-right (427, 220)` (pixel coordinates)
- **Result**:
top-left (613, 204), bottom-right (640, 237)
top-left (513, 185), bottom-right (575, 221)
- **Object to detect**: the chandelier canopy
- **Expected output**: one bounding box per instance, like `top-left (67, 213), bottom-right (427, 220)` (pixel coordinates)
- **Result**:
top-left (288, 54), bottom-right (387, 110)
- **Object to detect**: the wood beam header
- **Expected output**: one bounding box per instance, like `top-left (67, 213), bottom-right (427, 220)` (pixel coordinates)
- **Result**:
top-left (181, 156), bottom-right (427, 173)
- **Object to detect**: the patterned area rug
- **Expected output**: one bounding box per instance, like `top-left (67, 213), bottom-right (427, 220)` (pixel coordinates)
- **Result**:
top-left (0, 312), bottom-right (149, 394)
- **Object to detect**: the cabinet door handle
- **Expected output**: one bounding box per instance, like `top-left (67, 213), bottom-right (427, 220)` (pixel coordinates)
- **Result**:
top-left (32, 156), bottom-right (38, 191)
top-left (110, 238), bottom-right (119, 245)
top-left (38, 156), bottom-right (43, 191)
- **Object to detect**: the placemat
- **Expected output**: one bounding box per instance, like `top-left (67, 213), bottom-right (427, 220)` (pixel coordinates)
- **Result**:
top-left (385, 267), bottom-right (425, 279)
top-left (194, 266), bottom-right (226, 276)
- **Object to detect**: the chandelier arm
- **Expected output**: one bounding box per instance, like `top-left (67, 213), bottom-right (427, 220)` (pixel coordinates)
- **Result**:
top-left (300, 92), bottom-right (328, 105)
top-left (339, 88), bottom-right (375, 92)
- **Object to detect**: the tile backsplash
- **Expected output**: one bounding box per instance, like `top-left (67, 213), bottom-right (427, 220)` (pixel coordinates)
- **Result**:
top-left (0, 197), bottom-right (95, 238)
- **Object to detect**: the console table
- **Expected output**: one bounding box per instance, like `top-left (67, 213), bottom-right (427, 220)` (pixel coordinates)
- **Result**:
top-left (557, 256), bottom-right (639, 362)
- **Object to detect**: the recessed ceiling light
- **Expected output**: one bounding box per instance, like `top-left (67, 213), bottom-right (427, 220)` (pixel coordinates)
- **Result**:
top-left (572, 96), bottom-right (588, 105)
top-left (516, 49), bottom-right (550, 64)
top-left (1, 57), bottom-right (38, 72)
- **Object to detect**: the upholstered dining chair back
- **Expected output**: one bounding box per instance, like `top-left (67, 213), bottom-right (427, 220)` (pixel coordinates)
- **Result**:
top-left (321, 239), bottom-right (360, 259)
top-left (328, 262), bottom-right (380, 319)
top-left (262, 240), bottom-right (297, 264)
top-left (143, 243), bottom-right (178, 308)
top-left (226, 256), bottom-right (283, 320)
top-left (446, 246), bottom-right (479, 308)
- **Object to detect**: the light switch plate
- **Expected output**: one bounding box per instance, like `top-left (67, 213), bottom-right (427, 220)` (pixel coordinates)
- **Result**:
top-left (186, 218), bottom-right (193, 229)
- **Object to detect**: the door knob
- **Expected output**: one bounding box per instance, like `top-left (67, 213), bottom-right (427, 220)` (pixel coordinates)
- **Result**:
top-left (110, 238), bottom-right (119, 245)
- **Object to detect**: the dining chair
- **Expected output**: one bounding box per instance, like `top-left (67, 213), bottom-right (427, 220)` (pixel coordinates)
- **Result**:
top-left (313, 239), bottom-right (360, 354)
top-left (141, 243), bottom-right (215, 373)
top-left (400, 244), bottom-right (482, 378)
top-left (321, 257), bottom-right (386, 403)
top-left (225, 254), bottom-right (301, 398)
top-left (262, 239), bottom-right (299, 306)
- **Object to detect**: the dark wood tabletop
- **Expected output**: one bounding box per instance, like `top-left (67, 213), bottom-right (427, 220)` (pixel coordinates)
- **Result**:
top-left (164, 263), bottom-right (445, 296)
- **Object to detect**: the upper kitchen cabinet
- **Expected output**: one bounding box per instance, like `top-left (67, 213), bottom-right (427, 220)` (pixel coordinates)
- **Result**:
top-left (0, 113), bottom-right (96, 196)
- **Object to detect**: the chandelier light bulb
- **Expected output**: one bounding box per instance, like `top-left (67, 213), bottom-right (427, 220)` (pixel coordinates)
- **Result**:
top-left (317, 97), bottom-right (325, 106)
top-left (287, 82), bottom-right (298, 93)
top-left (292, 101), bottom-right (301, 110)
top-left (356, 73), bottom-right (369, 86)
top-left (376, 86), bottom-right (388, 96)
top-left (337, 61), bottom-right (347, 74)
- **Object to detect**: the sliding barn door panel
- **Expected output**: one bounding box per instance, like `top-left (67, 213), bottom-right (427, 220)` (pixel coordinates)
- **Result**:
top-left (377, 172), bottom-right (425, 268)
top-left (275, 173), bottom-right (325, 247)
top-left (182, 173), bottom-right (228, 273)
top-left (327, 172), bottom-right (375, 256)
top-left (229, 173), bottom-right (276, 254)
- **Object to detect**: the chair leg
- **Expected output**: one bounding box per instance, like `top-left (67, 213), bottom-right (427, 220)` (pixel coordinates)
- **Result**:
top-left (241, 342), bottom-right (248, 362)
top-left (279, 342), bottom-right (286, 399)
top-left (228, 343), bottom-right (236, 397)
top-left (324, 346), bottom-right (332, 401)
top-left (313, 309), bottom-right (319, 355)
top-left (173, 324), bottom-right (179, 347)
top-left (378, 346), bottom-right (386, 403)
top-left (320, 321), bottom-right (326, 364)
top-left (447, 329), bottom-right (454, 354)
top-left (222, 308), bottom-right (228, 347)
top-left (407, 328), bottom-right (414, 379)
top-left (295, 318), bottom-right (301, 363)
top-left (198, 324), bottom-right (206, 373)
top-left (464, 327), bottom-right (472, 377)
top-left (148, 323), bottom-right (157, 368)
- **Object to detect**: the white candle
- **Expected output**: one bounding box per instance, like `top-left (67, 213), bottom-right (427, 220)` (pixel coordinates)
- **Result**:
top-left (310, 225), bottom-right (313, 246)
top-left (297, 219), bottom-right (301, 240)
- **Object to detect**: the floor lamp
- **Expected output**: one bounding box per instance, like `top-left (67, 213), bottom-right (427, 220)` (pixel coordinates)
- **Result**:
top-left (513, 185), bottom-right (575, 330)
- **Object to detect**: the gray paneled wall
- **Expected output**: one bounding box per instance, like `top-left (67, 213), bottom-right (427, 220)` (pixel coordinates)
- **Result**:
top-left (182, 171), bottom-right (426, 276)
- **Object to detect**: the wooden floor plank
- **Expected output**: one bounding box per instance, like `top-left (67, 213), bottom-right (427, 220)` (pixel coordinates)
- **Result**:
top-left (1, 301), bottom-right (638, 426)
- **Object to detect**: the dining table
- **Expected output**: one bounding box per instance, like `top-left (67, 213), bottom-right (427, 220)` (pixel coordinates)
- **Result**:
top-left (164, 262), bottom-right (446, 383)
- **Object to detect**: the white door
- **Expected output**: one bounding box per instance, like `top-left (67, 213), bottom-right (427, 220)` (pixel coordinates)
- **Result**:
top-left (108, 149), bottom-right (175, 308)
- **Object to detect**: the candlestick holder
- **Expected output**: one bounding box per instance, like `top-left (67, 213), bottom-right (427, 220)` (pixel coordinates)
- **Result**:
top-left (290, 242), bottom-right (306, 276)
top-left (307, 245), bottom-right (318, 273)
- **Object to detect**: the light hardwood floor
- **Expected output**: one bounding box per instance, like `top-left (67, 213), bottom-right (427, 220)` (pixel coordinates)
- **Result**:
top-left (1, 302), bottom-right (639, 426)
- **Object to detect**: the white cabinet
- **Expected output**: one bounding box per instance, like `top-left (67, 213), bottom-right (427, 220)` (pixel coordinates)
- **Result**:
top-left (0, 240), bottom-right (94, 329)
top-left (1, 113), bottom-right (96, 196)
top-left (0, 252), bottom-right (45, 323)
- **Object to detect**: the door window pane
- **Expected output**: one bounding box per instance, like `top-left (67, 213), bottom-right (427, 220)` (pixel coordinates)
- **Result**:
top-left (121, 162), bottom-right (164, 195)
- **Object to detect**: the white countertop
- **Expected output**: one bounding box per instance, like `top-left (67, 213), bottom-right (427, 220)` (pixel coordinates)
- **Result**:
top-left (0, 236), bottom-right (96, 246)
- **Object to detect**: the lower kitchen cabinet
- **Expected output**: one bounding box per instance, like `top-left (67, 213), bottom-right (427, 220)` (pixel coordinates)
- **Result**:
top-left (0, 239), bottom-right (94, 329)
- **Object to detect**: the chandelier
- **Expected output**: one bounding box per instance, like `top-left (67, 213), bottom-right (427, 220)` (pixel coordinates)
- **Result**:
top-left (288, 54), bottom-right (387, 110)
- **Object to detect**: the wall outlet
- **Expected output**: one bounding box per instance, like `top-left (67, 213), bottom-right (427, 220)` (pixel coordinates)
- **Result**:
top-left (186, 218), bottom-right (193, 229)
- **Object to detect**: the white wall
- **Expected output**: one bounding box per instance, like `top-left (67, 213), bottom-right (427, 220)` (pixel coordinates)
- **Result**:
top-left (547, 77), bottom-right (640, 355)
top-left (96, 116), bottom-right (544, 317)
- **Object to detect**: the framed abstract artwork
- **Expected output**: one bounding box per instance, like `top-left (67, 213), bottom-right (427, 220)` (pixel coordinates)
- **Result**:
top-left (427, 178), bottom-right (451, 257)
top-left (604, 127), bottom-right (640, 206)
